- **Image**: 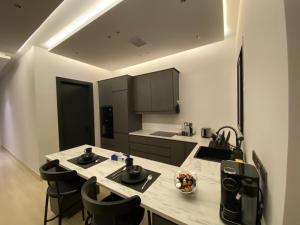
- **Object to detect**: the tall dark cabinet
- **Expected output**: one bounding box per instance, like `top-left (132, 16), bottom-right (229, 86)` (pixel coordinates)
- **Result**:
top-left (98, 76), bottom-right (142, 153)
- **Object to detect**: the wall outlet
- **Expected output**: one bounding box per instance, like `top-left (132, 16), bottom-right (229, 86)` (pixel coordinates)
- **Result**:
top-left (252, 150), bottom-right (267, 187)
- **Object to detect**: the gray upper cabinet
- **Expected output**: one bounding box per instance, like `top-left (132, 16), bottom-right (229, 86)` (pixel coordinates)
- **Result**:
top-left (132, 74), bottom-right (151, 112)
top-left (151, 69), bottom-right (175, 112)
top-left (98, 79), bottom-right (113, 106)
top-left (133, 68), bottom-right (179, 113)
top-left (111, 76), bottom-right (129, 91)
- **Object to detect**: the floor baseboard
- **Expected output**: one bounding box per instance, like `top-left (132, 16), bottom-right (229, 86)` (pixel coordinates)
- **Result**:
top-left (1, 145), bottom-right (41, 179)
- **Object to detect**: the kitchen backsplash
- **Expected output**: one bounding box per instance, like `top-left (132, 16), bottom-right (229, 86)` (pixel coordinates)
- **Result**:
top-left (142, 122), bottom-right (182, 133)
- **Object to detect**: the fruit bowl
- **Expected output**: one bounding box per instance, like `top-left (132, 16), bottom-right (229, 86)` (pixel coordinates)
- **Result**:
top-left (174, 170), bottom-right (197, 194)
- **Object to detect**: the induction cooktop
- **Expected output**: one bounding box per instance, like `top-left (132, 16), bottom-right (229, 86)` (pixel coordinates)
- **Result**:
top-left (150, 131), bottom-right (177, 137)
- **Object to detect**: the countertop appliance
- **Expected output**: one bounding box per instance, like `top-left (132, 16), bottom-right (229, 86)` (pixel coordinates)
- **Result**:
top-left (220, 160), bottom-right (262, 225)
top-left (100, 105), bottom-right (114, 138)
top-left (181, 122), bottom-right (193, 136)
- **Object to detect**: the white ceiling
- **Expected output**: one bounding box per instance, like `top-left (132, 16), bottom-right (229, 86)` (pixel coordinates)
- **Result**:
top-left (0, 0), bottom-right (62, 54)
top-left (51, 0), bottom-right (224, 70)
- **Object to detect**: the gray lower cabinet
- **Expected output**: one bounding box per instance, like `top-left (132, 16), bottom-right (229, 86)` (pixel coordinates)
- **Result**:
top-left (101, 137), bottom-right (115, 147)
top-left (152, 213), bottom-right (178, 225)
top-left (170, 141), bottom-right (186, 166)
top-left (129, 135), bottom-right (197, 166)
top-left (114, 133), bottom-right (129, 153)
top-left (185, 142), bottom-right (197, 158)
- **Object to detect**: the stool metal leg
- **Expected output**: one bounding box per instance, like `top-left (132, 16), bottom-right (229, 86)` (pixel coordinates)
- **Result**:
top-left (147, 210), bottom-right (152, 225)
top-left (44, 193), bottom-right (49, 225)
top-left (58, 197), bottom-right (63, 225)
top-left (81, 207), bottom-right (85, 221)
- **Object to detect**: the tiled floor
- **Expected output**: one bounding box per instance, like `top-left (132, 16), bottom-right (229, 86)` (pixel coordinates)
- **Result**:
top-left (0, 148), bottom-right (147, 225)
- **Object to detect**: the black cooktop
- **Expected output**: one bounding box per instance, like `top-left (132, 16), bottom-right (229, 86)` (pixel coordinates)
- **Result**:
top-left (150, 131), bottom-right (177, 137)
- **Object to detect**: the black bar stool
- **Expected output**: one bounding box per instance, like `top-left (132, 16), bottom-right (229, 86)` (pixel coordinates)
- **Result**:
top-left (39, 159), bottom-right (85, 225)
top-left (81, 176), bottom-right (145, 225)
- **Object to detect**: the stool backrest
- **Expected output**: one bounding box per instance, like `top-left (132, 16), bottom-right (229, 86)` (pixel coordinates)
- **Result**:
top-left (39, 159), bottom-right (78, 195)
top-left (81, 177), bottom-right (142, 225)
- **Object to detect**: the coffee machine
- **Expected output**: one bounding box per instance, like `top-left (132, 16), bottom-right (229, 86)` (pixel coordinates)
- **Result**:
top-left (220, 160), bottom-right (262, 225)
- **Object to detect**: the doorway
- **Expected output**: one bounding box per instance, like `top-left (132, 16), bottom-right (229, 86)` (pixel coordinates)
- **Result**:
top-left (56, 77), bottom-right (95, 151)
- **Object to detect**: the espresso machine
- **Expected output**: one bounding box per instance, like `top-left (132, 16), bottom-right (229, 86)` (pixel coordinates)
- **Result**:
top-left (220, 160), bottom-right (262, 225)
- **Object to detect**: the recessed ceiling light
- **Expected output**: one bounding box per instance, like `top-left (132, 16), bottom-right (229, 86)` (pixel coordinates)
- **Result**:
top-left (0, 52), bottom-right (11, 60)
top-left (223, 0), bottom-right (230, 36)
top-left (129, 36), bottom-right (147, 47)
top-left (44, 0), bottom-right (124, 50)
top-left (14, 3), bottom-right (22, 9)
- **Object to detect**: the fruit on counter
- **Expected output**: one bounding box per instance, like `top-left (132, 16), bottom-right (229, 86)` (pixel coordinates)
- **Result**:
top-left (175, 171), bottom-right (196, 193)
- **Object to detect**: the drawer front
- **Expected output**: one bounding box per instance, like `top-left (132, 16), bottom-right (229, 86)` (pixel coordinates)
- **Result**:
top-left (129, 135), bottom-right (171, 148)
top-left (130, 150), bottom-right (170, 164)
top-left (130, 143), bottom-right (170, 157)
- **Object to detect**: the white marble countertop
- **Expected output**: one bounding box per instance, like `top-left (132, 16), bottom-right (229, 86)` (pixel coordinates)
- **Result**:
top-left (129, 129), bottom-right (203, 143)
top-left (46, 142), bottom-right (223, 225)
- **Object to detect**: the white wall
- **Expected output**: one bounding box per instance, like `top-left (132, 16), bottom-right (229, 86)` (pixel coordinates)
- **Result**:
top-left (33, 47), bottom-right (112, 170)
top-left (236, 0), bottom-right (289, 224)
top-left (113, 36), bottom-right (237, 134)
top-left (0, 48), bottom-right (40, 172)
top-left (0, 47), bottom-right (111, 173)
top-left (283, 0), bottom-right (300, 224)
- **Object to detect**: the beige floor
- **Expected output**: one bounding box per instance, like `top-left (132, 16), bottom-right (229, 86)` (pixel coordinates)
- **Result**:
top-left (0, 148), bottom-right (147, 225)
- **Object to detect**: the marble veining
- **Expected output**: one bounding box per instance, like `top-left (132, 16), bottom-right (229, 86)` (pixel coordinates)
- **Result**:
top-left (46, 143), bottom-right (224, 225)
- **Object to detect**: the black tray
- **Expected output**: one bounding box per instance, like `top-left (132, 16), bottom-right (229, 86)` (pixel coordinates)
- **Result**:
top-left (106, 166), bottom-right (161, 193)
top-left (68, 154), bottom-right (108, 169)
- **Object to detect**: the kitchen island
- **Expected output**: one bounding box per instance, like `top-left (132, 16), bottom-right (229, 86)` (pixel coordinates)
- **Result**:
top-left (46, 139), bottom-right (223, 225)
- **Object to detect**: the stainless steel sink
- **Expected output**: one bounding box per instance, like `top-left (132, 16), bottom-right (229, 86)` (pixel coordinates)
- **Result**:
top-left (194, 146), bottom-right (232, 162)
top-left (150, 131), bottom-right (177, 137)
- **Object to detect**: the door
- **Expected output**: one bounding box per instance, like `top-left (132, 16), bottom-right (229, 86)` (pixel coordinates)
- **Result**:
top-left (56, 77), bottom-right (95, 151)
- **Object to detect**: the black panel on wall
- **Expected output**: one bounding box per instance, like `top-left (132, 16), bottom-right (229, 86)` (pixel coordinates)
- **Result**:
top-left (237, 47), bottom-right (244, 134)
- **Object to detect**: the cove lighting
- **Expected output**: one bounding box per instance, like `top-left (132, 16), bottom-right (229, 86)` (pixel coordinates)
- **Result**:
top-left (44, 0), bottom-right (124, 50)
top-left (223, 0), bottom-right (229, 36)
top-left (0, 52), bottom-right (11, 60)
